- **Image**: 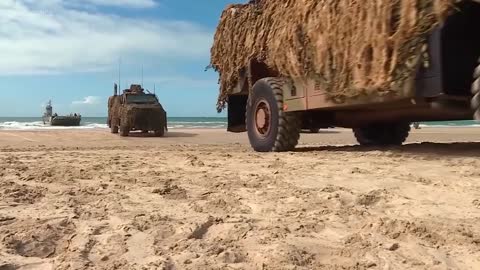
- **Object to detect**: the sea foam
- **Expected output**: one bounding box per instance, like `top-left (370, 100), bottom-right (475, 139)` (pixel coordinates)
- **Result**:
top-left (0, 121), bottom-right (108, 130)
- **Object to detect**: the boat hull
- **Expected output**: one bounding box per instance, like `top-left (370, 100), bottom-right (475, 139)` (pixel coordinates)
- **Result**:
top-left (47, 116), bottom-right (82, 126)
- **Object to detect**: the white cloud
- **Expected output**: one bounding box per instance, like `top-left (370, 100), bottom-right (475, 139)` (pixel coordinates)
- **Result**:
top-left (82, 0), bottom-right (157, 8)
top-left (0, 0), bottom-right (212, 75)
top-left (72, 96), bottom-right (101, 105)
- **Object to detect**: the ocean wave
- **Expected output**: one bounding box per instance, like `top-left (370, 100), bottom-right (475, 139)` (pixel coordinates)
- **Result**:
top-left (0, 121), bottom-right (108, 130)
top-left (0, 121), bottom-right (226, 131)
top-left (419, 123), bottom-right (480, 128)
top-left (2, 120), bottom-right (479, 131)
top-left (168, 125), bottom-right (226, 129)
top-left (168, 121), bottom-right (227, 124)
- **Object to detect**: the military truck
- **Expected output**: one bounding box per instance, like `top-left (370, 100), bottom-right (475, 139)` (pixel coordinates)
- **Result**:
top-left (108, 84), bottom-right (168, 137)
top-left (211, 0), bottom-right (480, 152)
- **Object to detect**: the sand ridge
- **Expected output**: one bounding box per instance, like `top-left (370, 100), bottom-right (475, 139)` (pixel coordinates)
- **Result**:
top-left (0, 129), bottom-right (479, 269)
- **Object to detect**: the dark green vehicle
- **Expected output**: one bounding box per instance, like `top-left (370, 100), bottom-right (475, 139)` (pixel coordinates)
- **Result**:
top-left (108, 84), bottom-right (168, 137)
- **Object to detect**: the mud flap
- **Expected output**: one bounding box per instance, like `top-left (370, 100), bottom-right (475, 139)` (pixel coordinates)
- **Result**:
top-left (227, 94), bottom-right (248, 132)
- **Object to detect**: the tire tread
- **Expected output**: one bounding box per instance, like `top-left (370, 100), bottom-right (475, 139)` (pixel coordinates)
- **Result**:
top-left (473, 58), bottom-right (480, 120)
top-left (247, 77), bottom-right (301, 152)
top-left (264, 78), bottom-right (301, 152)
top-left (353, 123), bottom-right (410, 146)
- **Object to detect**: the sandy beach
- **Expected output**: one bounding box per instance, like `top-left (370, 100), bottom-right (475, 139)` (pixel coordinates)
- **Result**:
top-left (0, 127), bottom-right (480, 270)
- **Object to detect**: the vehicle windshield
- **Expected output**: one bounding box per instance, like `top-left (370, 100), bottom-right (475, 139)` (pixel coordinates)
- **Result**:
top-left (126, 94), bottom-right (158, 104)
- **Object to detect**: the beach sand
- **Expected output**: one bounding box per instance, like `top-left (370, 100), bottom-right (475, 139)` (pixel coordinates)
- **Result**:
top-left (0, 128), bottom-right (479, 269)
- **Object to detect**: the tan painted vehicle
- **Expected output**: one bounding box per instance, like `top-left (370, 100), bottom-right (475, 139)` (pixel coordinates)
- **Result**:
top-left (108, 84), bottom-right (168, 137)
top-left (211, 0), bottom-right (480, 152)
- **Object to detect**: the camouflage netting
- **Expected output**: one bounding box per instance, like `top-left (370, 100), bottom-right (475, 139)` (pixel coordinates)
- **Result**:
top-left (210, 0), bottom-right (459, 112)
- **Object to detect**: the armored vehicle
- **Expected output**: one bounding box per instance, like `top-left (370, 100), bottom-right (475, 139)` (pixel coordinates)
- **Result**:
top-left (108, 84), bottom-right (168, 137)
top-left (211, 0), bottom-right (480, 152)
top-left (43, 100), bottom-right (81, 126)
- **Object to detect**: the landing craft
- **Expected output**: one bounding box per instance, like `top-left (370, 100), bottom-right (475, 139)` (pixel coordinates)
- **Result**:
top-left (42, 100), bottom-right (82, 126)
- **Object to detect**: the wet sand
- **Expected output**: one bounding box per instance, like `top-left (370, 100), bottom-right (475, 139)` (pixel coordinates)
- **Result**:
top-left (0, 128), bottom-right (479, 269)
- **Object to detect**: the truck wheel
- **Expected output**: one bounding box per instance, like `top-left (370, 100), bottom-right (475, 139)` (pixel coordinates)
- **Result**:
top-left (353, 123), bottom-right (411, 146)
top-left (154, 129), bottom-right (165, 137)
top-left (472, 58), bottom-right (480, 120)
top-left (246, 77), bottom-right (301, 152)
top-left (310, 128), bottom-right (320, 133)
top-left (120, 125), bottom-right (130, 137)
top-left (111, 125), bottom-right (119, 134)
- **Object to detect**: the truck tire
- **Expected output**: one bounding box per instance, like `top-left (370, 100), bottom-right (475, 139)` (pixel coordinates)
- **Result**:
top-left (154, 129), bottom-right (165, 137)
top-left (472, 58), bottom-right (480, 120)
top-left (120, 125), bottom-right (130, 137)
top-left (246, 77), bottom-right (301, 152)
top-left (111, 125), bottom-right (119, 134)
top-left (353, 123), bottom-right (411, 146)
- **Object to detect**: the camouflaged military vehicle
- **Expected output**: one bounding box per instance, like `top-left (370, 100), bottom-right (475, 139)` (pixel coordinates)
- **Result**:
top-left (210, 0), bottom-right (480, 152)
top-left (108, 84), bottom-right (167, 137)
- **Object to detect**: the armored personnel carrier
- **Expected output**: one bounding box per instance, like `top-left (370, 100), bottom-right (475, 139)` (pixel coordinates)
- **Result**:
top-left (43, 100), bottom-right (81, 126)
top-left (108, 84), bottom-right (168, 137)
top-left (211, 0), bottom-right (480, 152)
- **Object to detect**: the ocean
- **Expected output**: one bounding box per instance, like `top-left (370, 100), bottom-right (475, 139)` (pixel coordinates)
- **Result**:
top-left (0, 117), bottom-right (478, 131)
top-left (0, 117), bottom-right (227, 130)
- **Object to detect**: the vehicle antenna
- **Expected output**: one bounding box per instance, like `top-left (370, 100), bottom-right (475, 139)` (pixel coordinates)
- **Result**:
top-left (118, 57), bottom-right (122, 91)
top-left (141, 64), bottom-right (144, 89)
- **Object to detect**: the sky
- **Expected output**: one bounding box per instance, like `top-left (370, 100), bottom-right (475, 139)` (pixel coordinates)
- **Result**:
top-left (0, 0), bottom-right (241, 117)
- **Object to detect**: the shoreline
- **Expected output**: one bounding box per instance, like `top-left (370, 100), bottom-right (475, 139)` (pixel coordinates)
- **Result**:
top-left (0, 124), bottom-right (479, 131)
top-left (1, 117), bottom-right (479, 132)
top-left (2, 126), bottom-right (480, 133)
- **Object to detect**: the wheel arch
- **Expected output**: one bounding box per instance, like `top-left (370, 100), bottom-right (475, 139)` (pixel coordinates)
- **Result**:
top-left (227, 59), bottom-right (280, 133)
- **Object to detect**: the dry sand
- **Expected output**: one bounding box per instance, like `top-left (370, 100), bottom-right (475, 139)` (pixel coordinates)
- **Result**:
top-left (0, 128), bottom-right (479, 270)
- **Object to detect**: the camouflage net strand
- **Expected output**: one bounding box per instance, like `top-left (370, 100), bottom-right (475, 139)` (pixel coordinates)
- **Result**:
top-left (210, 0), bottom-right (457, 112)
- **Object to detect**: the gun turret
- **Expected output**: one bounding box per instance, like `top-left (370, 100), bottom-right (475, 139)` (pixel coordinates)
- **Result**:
top-left (130, 84), bottom-right (143, 93)
top-left (123, 84), bottom-right (144, 94)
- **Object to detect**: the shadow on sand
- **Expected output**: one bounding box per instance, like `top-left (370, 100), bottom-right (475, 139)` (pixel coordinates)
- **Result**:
top-left (126, 131), bottom-right (198, 138)
top-left (295, 142), bottom-right (480, 157)
top-left (301, 130), bottom-right (341, 134)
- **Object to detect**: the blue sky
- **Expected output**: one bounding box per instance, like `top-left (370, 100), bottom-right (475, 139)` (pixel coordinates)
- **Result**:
top-left (0, 0), bottom-right (241, 117)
